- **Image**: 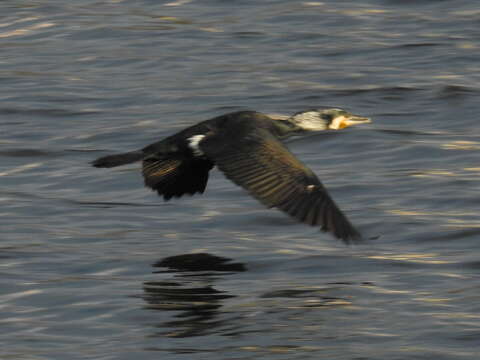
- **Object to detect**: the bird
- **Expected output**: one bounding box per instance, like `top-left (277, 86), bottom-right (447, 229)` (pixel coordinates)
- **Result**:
top-left (92, 108), bottom-right (371, 243)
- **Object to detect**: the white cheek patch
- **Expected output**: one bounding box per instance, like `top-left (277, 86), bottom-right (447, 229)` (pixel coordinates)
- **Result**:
top-left (328, 116), bottom-right (347, 130)
top-left (294, 112), bottom-right (328, 131)
top-left (187, 134), bottom-right (206, 156)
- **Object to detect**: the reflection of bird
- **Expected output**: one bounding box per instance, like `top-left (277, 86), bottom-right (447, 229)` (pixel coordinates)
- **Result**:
top-left (92, 109), bottom-right (371, 243)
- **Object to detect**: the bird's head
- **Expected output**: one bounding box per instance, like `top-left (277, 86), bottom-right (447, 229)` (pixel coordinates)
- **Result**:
top-left (289, 108), bottom-right (371, 131)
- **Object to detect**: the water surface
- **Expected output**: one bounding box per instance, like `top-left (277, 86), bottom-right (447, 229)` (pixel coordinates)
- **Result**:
top-left (1, 1), bottom-right (480, 359)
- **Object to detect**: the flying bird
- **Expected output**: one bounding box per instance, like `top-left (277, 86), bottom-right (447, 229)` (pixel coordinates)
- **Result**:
top-left (92, 109), bottom-right (371, 243)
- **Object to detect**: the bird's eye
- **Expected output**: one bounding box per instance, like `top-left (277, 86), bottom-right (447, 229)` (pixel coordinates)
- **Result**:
top-left (321, 114), bottom-right (333, 122)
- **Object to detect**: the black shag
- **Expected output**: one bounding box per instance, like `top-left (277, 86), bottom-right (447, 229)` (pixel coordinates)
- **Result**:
top-left (92, 109), bottom-right (371, 243)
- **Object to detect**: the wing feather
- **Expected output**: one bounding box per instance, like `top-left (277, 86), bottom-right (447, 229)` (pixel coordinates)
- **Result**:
top-left (200, 126), bottom-right (360, 243)
top-left (142, 154), bottom-right (213, 200)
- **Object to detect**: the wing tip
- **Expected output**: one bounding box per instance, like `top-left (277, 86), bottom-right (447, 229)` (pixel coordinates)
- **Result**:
top-left (323, 225), bottom-right (363, 245)
top-left (318, 215), bottom-right (363, 245)
top-left (341, 231), bottom-right (363, 245)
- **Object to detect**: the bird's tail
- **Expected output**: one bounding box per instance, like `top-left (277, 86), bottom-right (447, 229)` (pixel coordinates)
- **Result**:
top-left (91, 151), bottom-right (144, 168)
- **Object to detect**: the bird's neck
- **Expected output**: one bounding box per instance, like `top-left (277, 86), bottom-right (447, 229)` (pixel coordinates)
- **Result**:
top-left (272, 120), bottom-right (305, 139)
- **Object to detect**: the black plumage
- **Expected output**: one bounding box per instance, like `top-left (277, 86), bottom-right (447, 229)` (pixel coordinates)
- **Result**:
top-left (92, 109), bottom-right (370, 243)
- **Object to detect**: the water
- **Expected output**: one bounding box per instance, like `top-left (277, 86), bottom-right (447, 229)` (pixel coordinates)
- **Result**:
top-left (1, 1), bottom-right (480, 359)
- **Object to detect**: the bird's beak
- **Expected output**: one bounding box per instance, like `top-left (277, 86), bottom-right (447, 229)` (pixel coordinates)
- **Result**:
top-left (328, 114), bottom-right (371, 130)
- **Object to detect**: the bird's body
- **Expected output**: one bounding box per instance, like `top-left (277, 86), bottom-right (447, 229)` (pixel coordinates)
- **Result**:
top-left (93, 109), bottom-right (370, 243)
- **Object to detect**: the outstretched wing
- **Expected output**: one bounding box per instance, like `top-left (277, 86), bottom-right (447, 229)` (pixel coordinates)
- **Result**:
top-left (142, 154), bottom-right (214, 200)
top-left (200, 126), bottom-right (361, 243)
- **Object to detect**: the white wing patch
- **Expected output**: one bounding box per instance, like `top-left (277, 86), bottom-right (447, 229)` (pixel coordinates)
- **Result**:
top-left (187, 134), bottom-right (206, 156)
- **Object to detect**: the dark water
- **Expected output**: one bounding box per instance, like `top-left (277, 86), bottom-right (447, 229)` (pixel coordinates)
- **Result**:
top-left (2, 1), bottom-right (480, 359)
